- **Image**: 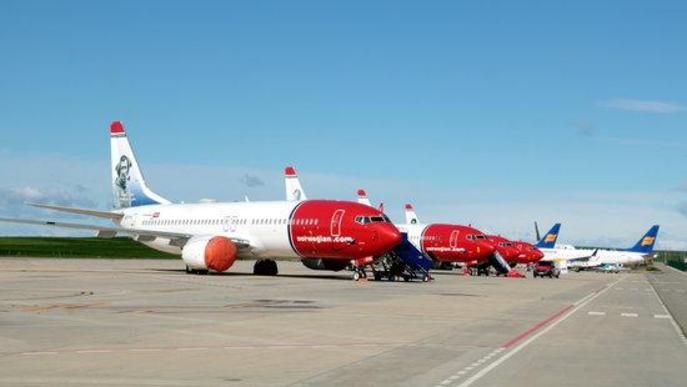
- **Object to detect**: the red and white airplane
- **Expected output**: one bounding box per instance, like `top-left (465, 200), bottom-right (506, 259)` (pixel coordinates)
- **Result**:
top-left (351, 190), bottom-right (496, 269)
top-left (0, 122), bottom-right (403, 276)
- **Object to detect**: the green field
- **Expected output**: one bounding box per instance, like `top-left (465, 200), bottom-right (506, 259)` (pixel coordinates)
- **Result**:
top-left (655, 250), bottom-right (687, 271)
top-left (0, 237), bottom-right (177, 259)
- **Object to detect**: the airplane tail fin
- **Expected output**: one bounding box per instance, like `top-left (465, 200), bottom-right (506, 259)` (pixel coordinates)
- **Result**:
top-left (626, 225), bottom-right (659, 254)
top-left (284, 166), bottom-right (307, 201)
top-left (110, 121), bottom-right (170, 209)
top-left (535, 223), bottom-right (561, 249)
top-left (404, 204), bottom-right (420, 224)
top-left (357, 189), bottom-right (372, 206)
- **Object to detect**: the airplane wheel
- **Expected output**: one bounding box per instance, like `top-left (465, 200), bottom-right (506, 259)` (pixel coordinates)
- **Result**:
top-left (196, 269), bottom-right (208, 275)
top-left (185, 265), bottom-right (192, 274)
top-left (254, 260), bottom-right (278, 276)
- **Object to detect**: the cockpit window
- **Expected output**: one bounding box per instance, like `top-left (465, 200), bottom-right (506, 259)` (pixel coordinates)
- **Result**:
top-left (355, 215), bottom-right (388, 225)
top-left (499, 242), bottom-right (513, 247)
top-left (474, 234), bottom-right (486, 240)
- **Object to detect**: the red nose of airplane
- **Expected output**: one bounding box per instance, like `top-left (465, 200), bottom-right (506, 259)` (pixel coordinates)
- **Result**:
top-left (476, 241), bottom-right (496, 260)
top-left (532, 249), bottom-right (544, 260)
top-left (372, 224), bottom-right (402, 254)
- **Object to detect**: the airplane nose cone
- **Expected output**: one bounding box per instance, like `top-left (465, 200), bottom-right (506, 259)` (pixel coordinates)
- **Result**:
top-left (478, 241), bottom-right (496, 256)
top-left (534, 250), bottom-right (545, 260)
top-left (375, 225), bottom-right (402, 252)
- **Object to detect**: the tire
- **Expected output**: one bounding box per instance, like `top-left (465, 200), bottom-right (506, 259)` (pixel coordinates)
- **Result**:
top-left (422, 274), bottom-right (430, 282)
top-left (353, 271), bottom-right (361, 281)
top-left (374, 273), bottom-right (382, 281)
top-left (185, 265), bottom-right (192, 274)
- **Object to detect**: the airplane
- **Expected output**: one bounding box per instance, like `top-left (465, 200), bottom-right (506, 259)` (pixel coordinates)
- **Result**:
top-left (534, 222), bottom-right (660, 269)
top-left (569, 225), bottom-right (660, 269)
top-left (487, 235), bottom-right (544, 267)
top-left (353, 190), bottom-right (499, 272)
top-left (0, 121), bottom-right (403, 278)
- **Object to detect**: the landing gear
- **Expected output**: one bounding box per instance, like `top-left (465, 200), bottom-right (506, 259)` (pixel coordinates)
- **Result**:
top-left (352, 267), bottom-right (367, 281)
top-left (253, 259), bottom-right (278, 276)
top-left (185, 265), bottom-right (208, 275)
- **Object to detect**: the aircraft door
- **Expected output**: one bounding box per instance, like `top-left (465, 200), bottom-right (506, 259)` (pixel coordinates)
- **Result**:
top-left (449, 230), bottom-right (460, 249)
top-left (330, 209), bottom-right (345, 237)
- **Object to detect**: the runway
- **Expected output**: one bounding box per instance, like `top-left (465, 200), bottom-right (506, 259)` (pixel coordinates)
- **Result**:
top-left (0, 259), bottom-right (685, 386)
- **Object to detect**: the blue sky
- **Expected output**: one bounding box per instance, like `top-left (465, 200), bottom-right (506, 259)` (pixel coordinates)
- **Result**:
top-left (1, 1), bottom-right (686, 249)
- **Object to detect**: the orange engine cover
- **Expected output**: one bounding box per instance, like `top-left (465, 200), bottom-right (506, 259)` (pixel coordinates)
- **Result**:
top-left (204, 236), bottom-right (237, 272)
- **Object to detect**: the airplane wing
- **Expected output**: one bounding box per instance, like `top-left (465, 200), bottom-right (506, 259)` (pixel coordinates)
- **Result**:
top-left (27, 203), bottom-right (124, 220)
top-left (0, 217), bottom-right (251, 250)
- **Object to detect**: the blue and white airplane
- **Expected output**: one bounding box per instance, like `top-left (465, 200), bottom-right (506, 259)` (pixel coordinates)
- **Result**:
top-left (534, 223), bottom-right (660, 268)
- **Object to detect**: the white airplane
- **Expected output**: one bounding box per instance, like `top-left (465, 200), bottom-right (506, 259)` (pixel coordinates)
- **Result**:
top-left (0, 121), bottom-right (403, 277)
top-left (535, 223), bottom-right (660, 269)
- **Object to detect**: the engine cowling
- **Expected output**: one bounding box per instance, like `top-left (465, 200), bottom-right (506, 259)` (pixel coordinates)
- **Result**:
top-left (301, 258), bottom-right (350, 272)
top-left (182, 236), bottom-right (237, 272)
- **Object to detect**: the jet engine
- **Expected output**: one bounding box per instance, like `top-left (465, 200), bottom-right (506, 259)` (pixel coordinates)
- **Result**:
top-left (301, 258), bottom-right (350, 272)
top-left (182, 236), bottom-right (237, 272)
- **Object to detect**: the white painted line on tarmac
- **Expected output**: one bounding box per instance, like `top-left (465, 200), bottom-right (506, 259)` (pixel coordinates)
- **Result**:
top-left (76, 349), bottom-right (112, 354)
top-left (453, 276), bottom-right (623, 387)
top-left (654, 314), bottom-right (670, 319)
top-left (176, 347), bottom-right (207, 351)
top-left (587, 311), bottom-right (606, 316)
top-left (21, 351), bottom-right (58, 356)
top-left (621, 313), bottom-right (638, 317)
top-left (648, 281), bottom-right (687, 348)
top-left (664, 265), bottom-right (687, 277)
top-left (129, 348), bottom-right (161, 352)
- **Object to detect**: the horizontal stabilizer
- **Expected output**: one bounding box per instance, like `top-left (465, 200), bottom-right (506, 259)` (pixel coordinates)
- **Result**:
top-left (0, 216), bottom-right (186, 239)
top-left (29, 203), bottom-right (123, 220)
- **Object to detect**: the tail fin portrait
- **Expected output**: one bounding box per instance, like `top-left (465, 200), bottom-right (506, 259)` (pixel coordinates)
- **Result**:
top-left (626, 225), bottom-right (659, 254)
top-left (110, 121), bottom-right (170, 209)
top-left (284, 166), bottom-right (307, 201)
top-left (535, 223), bottom-right (561, 249)
top-left (404, 204), bottom-right (420, 224)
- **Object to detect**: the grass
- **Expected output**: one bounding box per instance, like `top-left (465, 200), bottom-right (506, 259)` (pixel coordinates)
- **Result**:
top-left (655, 250), bottom-right (687, 271)
top-left (0, 237), bottom-right (177, 259)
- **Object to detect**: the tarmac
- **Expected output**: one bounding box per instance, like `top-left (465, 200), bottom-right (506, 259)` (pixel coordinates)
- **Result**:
top-left (0, 258), bottom-right (685, 386)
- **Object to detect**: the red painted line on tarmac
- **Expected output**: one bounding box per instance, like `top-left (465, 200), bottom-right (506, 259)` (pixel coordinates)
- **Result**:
top-left (500, 286), bottom-right (608, 349)
top-left (501, 304), bottom-right (574, 349)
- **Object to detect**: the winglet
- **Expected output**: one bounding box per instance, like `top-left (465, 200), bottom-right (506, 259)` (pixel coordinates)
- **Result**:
top-left (284, 166), bottom-right (297, 177)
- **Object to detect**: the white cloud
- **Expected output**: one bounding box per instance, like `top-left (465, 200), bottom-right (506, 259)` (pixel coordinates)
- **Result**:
top-left (0, 151), bottom-right (684, 251)
top-left (598, 98), bottom-right (685, 113)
